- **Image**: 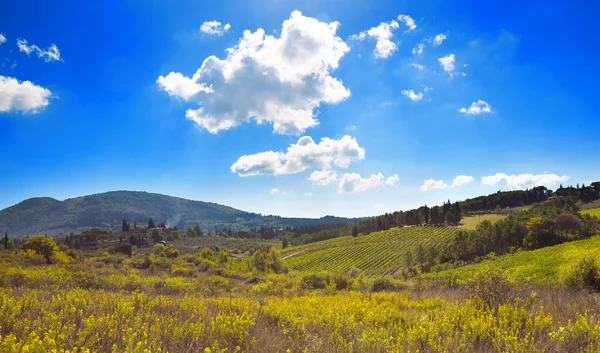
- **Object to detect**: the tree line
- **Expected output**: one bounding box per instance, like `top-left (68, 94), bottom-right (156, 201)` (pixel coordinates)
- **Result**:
top-left (288, 183), bottom-right (600, 247)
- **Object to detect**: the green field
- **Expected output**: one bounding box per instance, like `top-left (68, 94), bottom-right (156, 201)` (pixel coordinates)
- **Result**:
top-left (283, 226), bottom-right (459, 276)
top-left (582, 207), bottom-right (600, 218)
top-left (458, 213), bottom-right (506, 229)
top-left (424, 235), bottom-right (600, 285)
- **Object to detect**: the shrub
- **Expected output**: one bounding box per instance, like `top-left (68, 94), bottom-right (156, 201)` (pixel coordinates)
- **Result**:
top-left (163, 247), bottom-right (180, 259)
top-left (333, 275), bottom-right (352, 291)
top-left (302, 273), bottom-right (328, 289)
top-left (66, 249), bottom-right (80, 260)
top-left (22, 235), bottom-right (59, 263)
top-left (371, 277), bottom-right (398, 292)
top-left (469, 268), bottom-right (515, 311)
top-left (153, 244), bottom-right (166, 255)
top-left (565, 257), bottom-right (600, 291)
top-left (199, 248), bottom-right (215, 261)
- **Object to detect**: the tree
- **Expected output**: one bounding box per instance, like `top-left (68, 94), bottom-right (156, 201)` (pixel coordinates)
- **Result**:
top-left (22, 235), bottom-right (59, 263)
top-left (3, 232), bottom-right (8, 250)
top-left (554, 214), bottom-right (581, 238)
top-left (352, 223), bottom-right (359, 238)
top-left (523, 216), bottom-right (554, 249)
top-left (282, 236), bottom-right (289, 249)
top-left (416, 244), bottom-right (427, 272)
top-left (5, 238), bottom-right (14, 251)
top-left (151, 229), bottom-right (162, 243)
top-left (405, 250), bottom-right (414, 271)
top-left (122, 218), bottom-right (130, 232)
top-left (148, 218), bottom-right (156, 229)
top-left (194, 224), bottom-right (204, 237)
top-left (445, 212), bottom-right (456, 225)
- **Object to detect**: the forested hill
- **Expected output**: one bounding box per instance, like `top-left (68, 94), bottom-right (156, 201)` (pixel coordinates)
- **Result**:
top-left (0, 191), bottom-right (360, 237)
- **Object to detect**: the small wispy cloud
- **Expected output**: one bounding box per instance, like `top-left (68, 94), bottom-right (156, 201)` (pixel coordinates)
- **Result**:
top-left (200, 21), bottom-right (231, 36)
top-left (401, 89), bottom-right (423, 102)
top-left (17, 39), bottom-right (63, 62)
top-left (459, 100), bottom-right (492, 115)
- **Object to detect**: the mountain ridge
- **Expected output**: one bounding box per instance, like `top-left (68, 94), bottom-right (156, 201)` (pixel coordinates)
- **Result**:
top-left (0, 190), bottom-right (361, 237)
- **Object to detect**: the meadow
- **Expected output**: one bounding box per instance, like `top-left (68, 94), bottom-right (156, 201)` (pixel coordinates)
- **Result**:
top-left (2, 243), bottom-right (600, 352)
top-left (457, 213), bottom-right (507, 230)
top-left (283, 226), bottom-right (458, 276)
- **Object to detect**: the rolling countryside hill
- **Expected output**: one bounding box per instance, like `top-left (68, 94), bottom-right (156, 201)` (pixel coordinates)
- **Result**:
top-left (0, 191), bottom-right (359, 237)
top-left (423, 234), bottom-right (600, 286)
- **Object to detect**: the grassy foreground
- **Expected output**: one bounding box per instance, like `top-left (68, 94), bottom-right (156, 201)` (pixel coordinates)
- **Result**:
top-left (2, 231), bottom-right (600, 352)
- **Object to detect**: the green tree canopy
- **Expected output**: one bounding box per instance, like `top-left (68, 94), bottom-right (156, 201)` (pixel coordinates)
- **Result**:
top-left (22, 235), bottom-right (59, 263)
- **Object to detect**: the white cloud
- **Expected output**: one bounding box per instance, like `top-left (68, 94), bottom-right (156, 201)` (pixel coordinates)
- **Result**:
top-left (451, 175), bottom-right (474, 187)
top-left (431, 33), bottom-right (447, 46)
top-left (17, 39), bottom-right (62, 62)
top-left (158, 11), bottom-right (350, 135)
top-left (420, 175), bottom-right (474, 191)
top-left (397, 15), bottom-right (416, 31)
top-left (350, 14), bottom-right (415, 59)
top-left (339, 172), bottom-right (399, 193)
top-left (0, 34), bottom-right (6, 45)
top-left (420, 179), bottom-right (448, 192)
top-left (308, 169), bottom-right (337, 185)
top-left (351, 20), bottom-right (399, 59)
top-left (481, 172), bottom-right (570, 190)
top-left (422, 85), bottom-right (433, 92)
top-left (412, 43), bottom-right (424, 55)
top-left (231, 135), bottom-right (365, 176)
top-left (459, 100), bottom-right (492, 115)
top-left (401, 89), bottom-right (423, 102)
top-left (200, 21), bottom-right (231, 36)
top-left (0, 75), bottom-right (52, 113)
top-left (438, 53), bottom-right (455, 73)
top-left (269, 188), bottom-right (280, 195)
top-left (411, 63), bottom-right (424, 70)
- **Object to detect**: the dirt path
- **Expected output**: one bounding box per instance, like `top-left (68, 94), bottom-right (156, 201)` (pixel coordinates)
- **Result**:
top-left (282, 250), bottom-right (307, 260)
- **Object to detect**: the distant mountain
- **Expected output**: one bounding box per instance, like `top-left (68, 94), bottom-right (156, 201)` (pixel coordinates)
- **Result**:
top-left (0, 191), bottom-right (360, 237)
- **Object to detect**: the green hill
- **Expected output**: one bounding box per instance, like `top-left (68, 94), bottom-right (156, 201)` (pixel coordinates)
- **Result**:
top-left (423, 235), bottom-right (600, 285)
top-left (0, 191), bottom-right (358, 237)
top-left (283, 226), bottom-right (459, 276)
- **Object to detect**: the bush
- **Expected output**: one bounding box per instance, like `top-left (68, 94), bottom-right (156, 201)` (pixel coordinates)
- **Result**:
top-left (22, 235), bottom-right (59, 263)
top-left (153, 244), bottom-right (166, 255)
top-left (302, 273), bottom-right (328, 289)
top-left (333, 275), bottom-right (352, 291)
top-left (119, 243), bottom-right (133, 257)
top-left (163, 247), bottom-right (180, 259)
top-left (469, 268), bottom-right (515, 311)
top-left (66, 249), bottom-right (80, 260)
top-left (565, 257), bottom-right (600, 291)
top-left (199, 248), bottom-right (215, 261)
top-left (372, 277), bottom-right (398, 292)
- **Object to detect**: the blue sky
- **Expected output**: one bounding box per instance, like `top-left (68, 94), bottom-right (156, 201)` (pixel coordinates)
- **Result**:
top-left (1, 0), bottom-right (599, 217)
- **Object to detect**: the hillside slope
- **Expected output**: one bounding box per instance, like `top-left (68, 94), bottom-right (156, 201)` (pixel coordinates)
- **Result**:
top-left (424, 235), bottom-right (600, 285)
top-left (283, 226), bottom-right (459, 276)
top-left (0, 191), bottom-right (358, 236)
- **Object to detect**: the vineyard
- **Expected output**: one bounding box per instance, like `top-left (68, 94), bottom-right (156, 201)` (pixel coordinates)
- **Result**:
top-left (283, 226), bottom-right (459, 276)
